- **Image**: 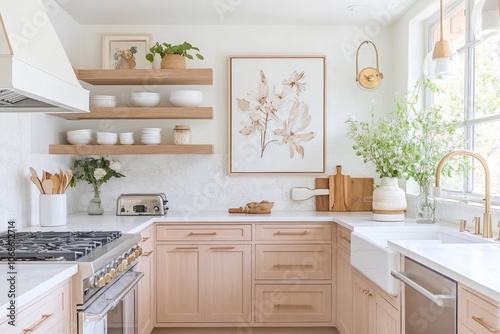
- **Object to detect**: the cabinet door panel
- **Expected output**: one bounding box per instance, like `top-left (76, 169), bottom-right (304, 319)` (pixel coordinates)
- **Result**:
top-left (204, 245), bottom-right (251, 322)
top-left (336, 248), bottom-right (353, 334)
top-left (460, 286), bottom-right (500, 334)
top-left (255, 244), bottom-right (332, 280)
top-left (156, 245), bottom-right (202, 322)
top-left (353, 273), bottom-right (371, 334)
top-left (373, 293), bottom-right (399, 334)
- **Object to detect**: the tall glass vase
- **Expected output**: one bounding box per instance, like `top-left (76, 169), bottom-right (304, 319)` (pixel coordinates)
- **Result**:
top-left (87, 185), bottom-right (104, 215)
top-left (416, 184), bottom-right (436, 224)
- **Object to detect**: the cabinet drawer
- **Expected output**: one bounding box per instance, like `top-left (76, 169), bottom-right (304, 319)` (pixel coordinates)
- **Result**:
top-left (460, 286), bottom-right (500, 334)
top-left (156, 224), bottom-right (251, 241)
top-left (140, 225), bottom-right (154, 243)
top-left (255, 245), bottom-right (332, 280)
top-left (255, 224), bottom-right (332, 241)
top-left (0, 280), bottom-right (71, 334)
top-left (337, 226), bottom-right (351, 251)
top-left (255, 285), bottom-right (332, 323)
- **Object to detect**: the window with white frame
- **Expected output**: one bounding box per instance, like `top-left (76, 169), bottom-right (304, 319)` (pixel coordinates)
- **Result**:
top-left (427, 0), bottom-right (500, 200)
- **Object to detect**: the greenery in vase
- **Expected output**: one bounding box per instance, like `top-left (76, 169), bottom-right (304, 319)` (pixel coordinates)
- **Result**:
top-left (145, 41), bottom-right (204, 63)
top-left (69, 156), bottom-right (125, 193)
top-left (346, 77), bottom-right (462, 184)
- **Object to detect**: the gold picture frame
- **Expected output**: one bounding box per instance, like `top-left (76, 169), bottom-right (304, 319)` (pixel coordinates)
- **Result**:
top-left (102, 34), bottom-right (153, 69)
top-left (229, 55), bottom-right (326, 174)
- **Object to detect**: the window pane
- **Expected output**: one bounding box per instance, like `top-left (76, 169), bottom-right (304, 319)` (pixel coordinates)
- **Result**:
top-left (473, 36), bottom-right (500, 119)
top-left (472, 121), bottom-right (500, 196)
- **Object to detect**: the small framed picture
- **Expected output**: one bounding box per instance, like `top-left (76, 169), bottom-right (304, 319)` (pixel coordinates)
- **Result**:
top-left (229, 55), bottom-right (326, 174)
top-left (102, 34), bottom-right (153, 69)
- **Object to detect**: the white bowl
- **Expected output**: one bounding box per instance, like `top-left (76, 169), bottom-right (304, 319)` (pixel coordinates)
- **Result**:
top-left (130, 92), bottom-right (160, 107)
top-left (97, 138), bottom-right (118, 145)
top-left (169, 90), bottom-right (202, 107)
top-left (67, 137), bottom-right (91, 145)
top-left (67, 129), bottom-right (92, 136)
top-left (142, 127), bottom-right (161, 132)
top-left (120, 140), bottom-right (134, 145)
top-left (90, 98), bottom-right (117, 108)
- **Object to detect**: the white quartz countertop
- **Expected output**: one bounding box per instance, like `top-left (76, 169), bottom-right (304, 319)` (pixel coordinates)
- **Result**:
top-left (0, 263), bottom-right (77, 318)
top-left (9, 210), bottom-right (500, 308)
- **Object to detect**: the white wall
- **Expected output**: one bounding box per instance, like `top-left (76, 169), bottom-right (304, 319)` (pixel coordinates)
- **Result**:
top-left (65, 24), bottom-right (397, 213)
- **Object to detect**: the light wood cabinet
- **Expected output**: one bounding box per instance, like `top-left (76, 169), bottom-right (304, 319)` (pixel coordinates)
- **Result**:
top-left (155, 224), bottom-right (252, 324)
top-left (336, 226), bottom-right (353, 334)
top-left (0, 279), bottom-right (72, 334)
top-left (49, 68), bottom-right (214, 156)
top-left (137, 226), bottom-right (154, 334)
top-left (459, 284), bottom-right (500, 334)
top-left (254, 223), bottom-right (334, 326)
top-left (352, 270), bottom-right (400, 334)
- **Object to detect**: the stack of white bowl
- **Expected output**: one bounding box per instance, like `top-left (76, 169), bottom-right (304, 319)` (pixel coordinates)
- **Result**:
top-left (90, 95), bottom-right (117, 108)
top-left (67, 129), bottom-right (92, 145)
top-left (141, 128), bottom-right (161, 145)
top-left (169, 90), bottom-right (202, 107)
top-left (130, 92), bottom-right (160, 107)
top-left (119, 132), bottom-right (134, 145)
top-left (96, 132), bottom-right (118, 145)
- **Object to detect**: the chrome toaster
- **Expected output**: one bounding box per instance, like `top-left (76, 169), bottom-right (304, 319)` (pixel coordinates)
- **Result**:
top-left (116, 193), bottom-right (169, 216)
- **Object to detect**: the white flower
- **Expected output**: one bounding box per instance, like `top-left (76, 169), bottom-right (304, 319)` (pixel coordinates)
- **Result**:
top-left (94, 168), bottom-right (106, 181)
top-left (109, 161), bottom-right (121, 172)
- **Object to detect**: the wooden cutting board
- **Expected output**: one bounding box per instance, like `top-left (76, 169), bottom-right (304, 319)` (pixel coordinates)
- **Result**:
top-left (315, 167), bottom-right (373, 212)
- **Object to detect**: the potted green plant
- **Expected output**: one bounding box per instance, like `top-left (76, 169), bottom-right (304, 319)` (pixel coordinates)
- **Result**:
top-left (145, 41), bottom-right (204, 69)
top-left (346, 77), bottom-right (461, 223)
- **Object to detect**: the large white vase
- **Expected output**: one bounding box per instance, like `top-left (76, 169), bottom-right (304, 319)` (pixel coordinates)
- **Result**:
top-left (372, 177), bottom-right (407, 222)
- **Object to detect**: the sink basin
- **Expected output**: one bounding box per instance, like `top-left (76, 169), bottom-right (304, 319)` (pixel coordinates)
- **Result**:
top-left (351, 226), bottom-right (495, 296)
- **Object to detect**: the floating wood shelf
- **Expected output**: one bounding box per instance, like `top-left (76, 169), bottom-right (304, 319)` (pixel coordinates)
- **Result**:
top-left (49, 144), bottom-right (214, 155)
top-left (50, 107), bottom-right (213, 120)
top-left (76, 68), bottom-right (213, 85)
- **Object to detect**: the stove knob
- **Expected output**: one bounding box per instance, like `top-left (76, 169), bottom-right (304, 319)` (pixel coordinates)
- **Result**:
top-left (122, 259), bottom-right (128, 270)
top-left (105, 273), bottom-right (112, 283)
top-left (98, 277), bottom-right (105, 288)
top-left (138, 247), bottom-right (143, 256)
top-left (117, 263), bottom-right (124, 272)
top-left (109, 268), bottom-right (116, 278)
top-left (134, 249), bottom-right (140, 258)
top-left (128, 254), bottom-right (135, 264)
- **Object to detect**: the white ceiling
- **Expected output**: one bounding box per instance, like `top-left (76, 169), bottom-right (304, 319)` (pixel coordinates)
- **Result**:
top-left (55, 0), bottom-right (419, 25)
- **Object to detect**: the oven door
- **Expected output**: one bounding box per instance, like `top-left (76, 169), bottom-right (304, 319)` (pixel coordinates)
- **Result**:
top-left (79, 270), bottom-right (144, 334)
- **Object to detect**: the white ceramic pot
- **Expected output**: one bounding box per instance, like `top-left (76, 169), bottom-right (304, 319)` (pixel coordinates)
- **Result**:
top-left (372, 177), bottom-right (407, 222)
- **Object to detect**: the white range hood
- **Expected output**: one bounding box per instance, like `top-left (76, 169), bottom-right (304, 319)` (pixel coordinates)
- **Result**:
top-left (0, 0), bottom-right (89, 112)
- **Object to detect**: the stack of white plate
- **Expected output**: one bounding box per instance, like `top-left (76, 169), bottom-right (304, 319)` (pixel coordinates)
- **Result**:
top-left (67, 129), bottom-right (92, 145)
top-left (96, 132), bottom-right (118, 145)
top-left (141, 128), bottom-right (161, 145)
top-left (90, 95), bottom-right (117, 108)
top-left (119, 132), bottom-right (134, 145)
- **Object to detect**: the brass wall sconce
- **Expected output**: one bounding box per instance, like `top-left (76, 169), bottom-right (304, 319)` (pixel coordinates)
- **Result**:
top-left (355, 40), bottom-right (383, 90)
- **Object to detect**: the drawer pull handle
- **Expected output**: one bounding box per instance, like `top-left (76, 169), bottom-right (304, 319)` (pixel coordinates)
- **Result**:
top-left (188, 232), bottom-right (217, 236)
top-left (210, 247), bottom-right (235, 250)
top-left (142, 251), bottom-right (153, 256)
top-left (23, 313), bottom-right (54, 332)
top-left (273, 264), bottom-right (313, 268)
top-left (274, 304), bottom-right (312, 308)
top-left (175, 247), bottom-right (199, 250)
top-left (141, 237), bottom-right (150, 242)
top-left (341, 235), bottom-right (351, 244)
top-left (274, 231), bottom-right (308, 236)
top-left (472, 316), bottom-right (500, 332)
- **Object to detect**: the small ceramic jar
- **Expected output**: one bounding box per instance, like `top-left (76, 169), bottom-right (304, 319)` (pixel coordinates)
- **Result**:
top-left (173, 125), bottom-right (191, 145)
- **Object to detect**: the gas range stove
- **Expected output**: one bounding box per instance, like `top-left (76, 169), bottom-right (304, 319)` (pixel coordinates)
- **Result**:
top-left (0, 231), bottom-right (123, 261)
top-left (0, 230), bottom-right (141, 305)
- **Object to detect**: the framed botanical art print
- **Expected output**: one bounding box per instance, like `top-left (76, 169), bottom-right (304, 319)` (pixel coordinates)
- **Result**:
top-left (102, 34), bottom-right (153, 69)
top-left (229, 55), bottom-right (326, 174)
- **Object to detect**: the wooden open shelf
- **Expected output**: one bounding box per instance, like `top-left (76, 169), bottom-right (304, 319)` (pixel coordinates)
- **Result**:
top-left (49, 144), bottom-right (214, 155)
top-left (76, 68), bottom-right (213, 85)
top-left (50, 107), bottom-right (213, 120)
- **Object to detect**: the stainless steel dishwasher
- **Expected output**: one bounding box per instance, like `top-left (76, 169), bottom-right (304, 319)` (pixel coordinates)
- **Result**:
top-left (391, 257), bottom-right (457, 334)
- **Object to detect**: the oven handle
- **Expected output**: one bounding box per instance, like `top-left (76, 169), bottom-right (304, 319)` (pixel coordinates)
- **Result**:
top-left (391, 270), bottom-right (455, 307)
top-left (84, 271), bottom-right (144, 322)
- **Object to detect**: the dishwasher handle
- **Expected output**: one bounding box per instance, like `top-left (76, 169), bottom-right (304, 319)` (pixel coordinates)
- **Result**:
top-left (391, 270), bottom-right (455, 307)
